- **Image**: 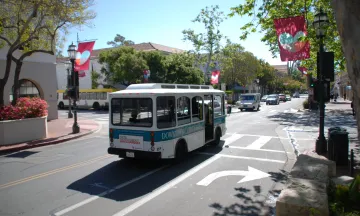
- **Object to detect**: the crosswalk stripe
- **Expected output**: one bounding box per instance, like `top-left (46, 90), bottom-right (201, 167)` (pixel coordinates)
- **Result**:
top-left (223, 134), bottom-right (243, 146)
top-left (245, 136), bottom-right (272, 149)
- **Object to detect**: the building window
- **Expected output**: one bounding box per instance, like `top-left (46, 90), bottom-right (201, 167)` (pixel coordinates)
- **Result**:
top-left (9, 79), bottom-right (40, 101)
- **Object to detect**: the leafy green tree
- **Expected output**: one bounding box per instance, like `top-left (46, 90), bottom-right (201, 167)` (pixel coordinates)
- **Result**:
top-left (182, 5), bottom-right (226, 83)
top-left (219, 41), bottom-right (259, 88)
top-left (256, 59), bottom-right (276, 94)
top-left (164, 53), bottom-right (204, 84)
top-left (107, 34), bottom-right (135, 47)
top-left (229, 0), bottom-right (344, 74)
top-left (140, 51), bottom-right (167, 83)
top-left (0, 0), bottom-right (95, 106)
top-left (91, 70), bottom-right (101, 89)
top-left (98, 46), bottom-right (148, 85)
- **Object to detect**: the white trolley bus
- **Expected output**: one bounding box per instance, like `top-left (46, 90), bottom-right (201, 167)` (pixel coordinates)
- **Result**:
top-left (108, 83), bottom-right (227, 160)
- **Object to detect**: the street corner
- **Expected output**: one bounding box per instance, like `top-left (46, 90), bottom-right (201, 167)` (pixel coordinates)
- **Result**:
top-left (0, 118), bottom-right (101, 155)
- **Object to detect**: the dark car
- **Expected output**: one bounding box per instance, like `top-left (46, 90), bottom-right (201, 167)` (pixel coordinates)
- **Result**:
top-left (266, 94), bottom-right (280, 105)
top-left (279, 94), bottom-right (286, 102)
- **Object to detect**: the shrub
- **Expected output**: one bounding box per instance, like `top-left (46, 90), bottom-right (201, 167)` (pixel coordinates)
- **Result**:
top-left (0, 97), bottom-right (48, 121)
top-left (303, 100), bottom-right (309, 109)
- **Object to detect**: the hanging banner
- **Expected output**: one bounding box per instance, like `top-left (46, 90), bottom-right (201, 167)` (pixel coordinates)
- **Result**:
top-left (143, 70), bottom-right (150, 83)
top-left (75, 41), bottom-right (95, 71)
top-left (274, 16), bottom-right (310, 61)
top-left (298, 66), bottom-right (308, 75)
top-left (210, 70), bottom-right (220, 84)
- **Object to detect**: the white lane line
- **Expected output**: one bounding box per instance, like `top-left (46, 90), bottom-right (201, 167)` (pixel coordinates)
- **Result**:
top-left (245, 136), bottom-right (272, 149)
top-left (223, 134), bottom-right (243, 146)
top-left (227, 146), bottom-right (290, 153)
top-left (197, 152), bottom-right (285, 163)
top-left (54, 166), bottom-right (168, 216)
top-left (112, 155), bottom-right (221, 216)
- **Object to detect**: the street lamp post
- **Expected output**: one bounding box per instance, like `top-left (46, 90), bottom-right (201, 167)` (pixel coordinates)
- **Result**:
top-left (313, 8), bottom-right (329, 154)
top-left (64, 61), bottom-right (73, 118)
top-left (68, 43), bottom-right (80, 134)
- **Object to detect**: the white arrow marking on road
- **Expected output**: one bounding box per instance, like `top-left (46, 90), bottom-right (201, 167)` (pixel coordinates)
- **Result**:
top-left (196, 166), bottom-right (271, 186)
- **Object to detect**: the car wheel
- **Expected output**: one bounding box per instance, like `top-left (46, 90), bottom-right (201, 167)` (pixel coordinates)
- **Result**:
top-left (257, 105), bottom-right (260, 111)
top-left (240, 109), bottom-right (243, 112)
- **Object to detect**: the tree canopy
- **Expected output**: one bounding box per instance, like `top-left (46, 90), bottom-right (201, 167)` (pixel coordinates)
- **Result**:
top-left (98, 47), bottom-right (204, 85)
top-left (107, 34), bottom-right (135, 47)
top-left (0, 0), bottom-right (96, 106)
top-left (229, 0), bottom-right (345, 73)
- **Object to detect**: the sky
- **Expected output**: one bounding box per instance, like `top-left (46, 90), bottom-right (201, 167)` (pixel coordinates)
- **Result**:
top-left (62, 0), bottom-right (286, 66)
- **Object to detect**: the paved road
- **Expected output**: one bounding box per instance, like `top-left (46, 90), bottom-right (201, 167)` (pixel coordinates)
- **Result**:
top-left (1, 98), bottom-right (306, 216)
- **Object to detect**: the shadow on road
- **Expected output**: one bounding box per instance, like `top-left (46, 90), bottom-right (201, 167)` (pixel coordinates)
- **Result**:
top-left (208, 168), bottom-right (290, 216)
top-left (209, 185), bottom-right (283, 216)
top-left (67, 145), bottom-right (222, 202)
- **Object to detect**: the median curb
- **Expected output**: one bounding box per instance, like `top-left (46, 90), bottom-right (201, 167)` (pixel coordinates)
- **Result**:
top-left (0, 122), bottom-right (101, 156)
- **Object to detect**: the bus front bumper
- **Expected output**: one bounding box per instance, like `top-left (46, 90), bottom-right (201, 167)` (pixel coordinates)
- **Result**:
top-left (108, 147), bottom-right (162, 160)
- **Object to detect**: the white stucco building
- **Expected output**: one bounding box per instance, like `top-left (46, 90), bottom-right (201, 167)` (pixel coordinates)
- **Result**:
top-left (0, 46), bottom-right (58, 120)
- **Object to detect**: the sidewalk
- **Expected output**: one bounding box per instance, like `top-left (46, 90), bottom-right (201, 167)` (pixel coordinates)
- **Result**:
top-left (0, 116), bottom-right (100, 155)
top-left (283, 98), bottom-right (359, 176)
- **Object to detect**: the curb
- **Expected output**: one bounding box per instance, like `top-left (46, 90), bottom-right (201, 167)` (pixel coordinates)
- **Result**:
top-left (0, 122), bottom-right (101, 156)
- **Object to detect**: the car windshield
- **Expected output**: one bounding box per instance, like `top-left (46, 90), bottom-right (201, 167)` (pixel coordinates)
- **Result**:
top-left (268, 95), bottom-right (277, 99)
top-left (262, 95), bottom-right (267, 98)
top-left (241, 95), bottom-right (255, 101)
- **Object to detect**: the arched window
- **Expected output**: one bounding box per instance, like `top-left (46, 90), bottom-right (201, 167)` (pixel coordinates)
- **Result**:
top-left (9, 79), bottom-right (41, 101)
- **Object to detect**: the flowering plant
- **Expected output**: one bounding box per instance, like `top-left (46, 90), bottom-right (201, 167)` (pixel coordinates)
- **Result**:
top-left (0, 97), bottom-right (48, 121)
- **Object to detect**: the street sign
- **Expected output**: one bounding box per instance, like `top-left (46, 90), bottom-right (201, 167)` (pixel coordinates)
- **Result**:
top-left (196, 167), bottom-right (270, 186)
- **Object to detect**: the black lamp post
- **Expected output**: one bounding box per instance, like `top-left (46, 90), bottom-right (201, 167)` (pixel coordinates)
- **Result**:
top-left (67, 43), bottom-right (80, 134)
top-left (64, 61), bottom-right (73, 118)
top-left (313, 8), bottom-right (329, 154)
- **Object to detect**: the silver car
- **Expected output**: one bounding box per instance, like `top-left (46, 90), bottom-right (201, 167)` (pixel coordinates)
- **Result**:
top-left (266, 94), bottom-right (280, 105)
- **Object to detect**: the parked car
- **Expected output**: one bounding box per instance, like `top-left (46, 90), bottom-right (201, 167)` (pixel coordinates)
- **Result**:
top-left (286, 95), bottom-right (291, 101)
top-left (266, 94), bottom-right (280, 105)
top-left (279, 94), bottom-right (286, 102)
top-left (261, 95), bottom-right (268, 102)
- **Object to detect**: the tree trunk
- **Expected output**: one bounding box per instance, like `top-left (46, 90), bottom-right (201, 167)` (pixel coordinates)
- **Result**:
top-left (0, 53), bottom-right (13, 107)
top-left (331, 0), bottom-right (360, 142)
top-left (11, 61), bottom-right (23, 106)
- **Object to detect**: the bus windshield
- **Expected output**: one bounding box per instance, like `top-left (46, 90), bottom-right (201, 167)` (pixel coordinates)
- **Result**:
top-left (241, 95), bottom-right (255, 101)
top-left (111, 98), bottom-right (153, 127)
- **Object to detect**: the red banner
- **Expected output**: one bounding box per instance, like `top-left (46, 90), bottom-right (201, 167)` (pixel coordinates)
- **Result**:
top-left (274, 16), bottom-right (310, 61)
top-left (75, 41), bottom-right (95, 71)
top-left (297, 66), bottom-right (308, 75)
top-left (210, 70), bottom-right (220, 84)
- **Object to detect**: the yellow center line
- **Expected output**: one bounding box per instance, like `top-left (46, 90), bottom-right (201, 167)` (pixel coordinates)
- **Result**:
top-left (0, 154), bottom-right (112, 190)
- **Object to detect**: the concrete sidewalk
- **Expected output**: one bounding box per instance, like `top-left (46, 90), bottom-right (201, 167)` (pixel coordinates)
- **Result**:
top-left (284, 98), bottom-right (359, 176)
top-left (0, 116), bottom-right (100, 155)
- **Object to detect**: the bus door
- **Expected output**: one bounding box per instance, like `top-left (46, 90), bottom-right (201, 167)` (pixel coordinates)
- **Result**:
top-left (204, 95), bottom-right (214, 142)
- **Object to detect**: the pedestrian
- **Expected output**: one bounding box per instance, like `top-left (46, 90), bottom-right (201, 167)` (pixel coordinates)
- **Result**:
top-left (344, 92), bottom-right (347, 100)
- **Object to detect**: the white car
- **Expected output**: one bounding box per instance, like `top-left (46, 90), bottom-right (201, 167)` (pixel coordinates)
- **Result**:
top-left (236, 93), bottom-right (261, 111)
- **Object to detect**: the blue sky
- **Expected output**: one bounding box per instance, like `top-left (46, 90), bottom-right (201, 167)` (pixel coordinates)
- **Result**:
top-left (63, 0), bottom-right (286, 65)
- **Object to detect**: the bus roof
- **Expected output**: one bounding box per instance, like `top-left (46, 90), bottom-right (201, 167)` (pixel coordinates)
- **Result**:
top-left (111, 83), bottom-right (223, 95)
top-left (57, 88), bottom-right (117, 93)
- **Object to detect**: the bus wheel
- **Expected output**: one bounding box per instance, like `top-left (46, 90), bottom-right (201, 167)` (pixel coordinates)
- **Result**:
top-left (175, 140), bottom-right (187, 163)
top-left (211, 128), bottom-right (221, 146)
top-left (93, 102), bottom-right (100, 110)
top-left (58, 102), bottom-right (64, 110)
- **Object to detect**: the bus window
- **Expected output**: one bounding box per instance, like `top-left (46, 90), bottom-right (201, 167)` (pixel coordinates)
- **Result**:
top-left (192, 96), bottom-right (203, 122)
top-left (156, 96), bottom-right (176, 129)
top-left (177, 96), bottom-right (191, 126)
top-left (214, 95), bottom-right (223, 117)
top-left (111, 98), bottom-right (152, 127)
top-left (86, 93), bottom-right (91, 100)
top-left (101, 93), bottom-right (106, 100)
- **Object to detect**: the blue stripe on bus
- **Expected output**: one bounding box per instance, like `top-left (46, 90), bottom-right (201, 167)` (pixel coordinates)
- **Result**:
top-left (112, 115), bottom-right (226, 142)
